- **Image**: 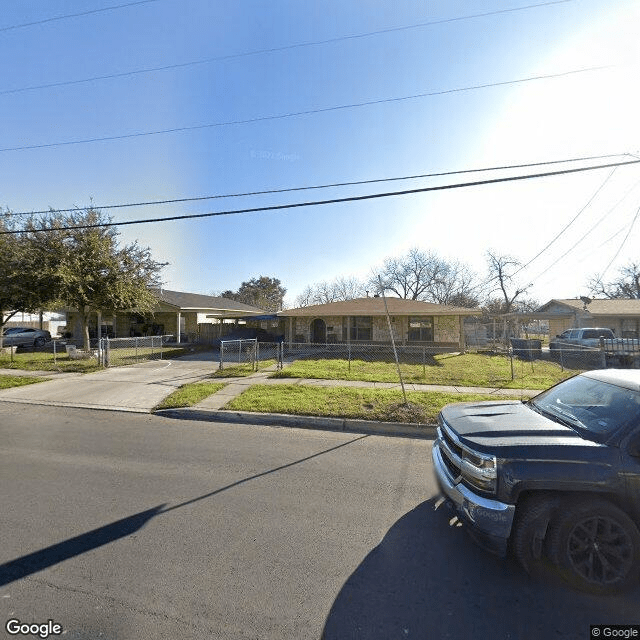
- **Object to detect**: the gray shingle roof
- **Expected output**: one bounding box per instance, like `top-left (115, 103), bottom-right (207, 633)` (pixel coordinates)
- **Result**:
top-left (540, 298), bottom-right (640, 316)
top-left (152, 289), bottom-right (264, 314)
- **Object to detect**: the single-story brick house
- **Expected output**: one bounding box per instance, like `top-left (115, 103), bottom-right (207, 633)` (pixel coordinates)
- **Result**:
top-left (64, 289), bottom-right (265, 343)
top-left (537, 298), bottom-right (640, 339)
top-left (277, 297), bottom-right (479, 349)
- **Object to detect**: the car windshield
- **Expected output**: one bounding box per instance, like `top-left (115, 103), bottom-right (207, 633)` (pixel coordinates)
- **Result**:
top-left (530, 375), bottom-right (640, 442)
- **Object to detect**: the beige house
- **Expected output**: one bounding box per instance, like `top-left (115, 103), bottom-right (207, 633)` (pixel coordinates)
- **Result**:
top-left (538, 298), bottom-right (640, 339)
top-left (278, 297), bottom-right (479, 349)
top-left (64, 289), bottom-right (264, 344)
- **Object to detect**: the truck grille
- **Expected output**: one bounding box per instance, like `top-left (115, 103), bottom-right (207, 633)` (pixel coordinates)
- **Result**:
top-left (437, 414), bottom-right (463, 481)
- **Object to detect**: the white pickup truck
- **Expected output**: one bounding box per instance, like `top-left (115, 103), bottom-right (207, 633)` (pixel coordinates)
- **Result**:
top-left (550, 327), bottom-right (640, 366)
top-left (549, 327), bottom-right (615, 350)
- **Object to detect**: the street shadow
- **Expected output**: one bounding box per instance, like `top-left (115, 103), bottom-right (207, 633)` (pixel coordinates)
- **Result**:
top-left (1, 435), bottom-right (368, 586)
top-left (0, 505), bottom-right (165, 587)
top-left (321, 498), bottom-right (640, 640)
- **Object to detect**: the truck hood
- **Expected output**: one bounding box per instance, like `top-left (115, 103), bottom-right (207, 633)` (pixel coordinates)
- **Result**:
top-left (439, 400), bottom-right (603, 453)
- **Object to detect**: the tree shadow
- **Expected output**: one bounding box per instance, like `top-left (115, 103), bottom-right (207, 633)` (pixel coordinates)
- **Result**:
top-left (321, 498), bottom-right (640, 640)
top-left (0, 506), bottom-right (165, 587)
top-left (1, 435), bottom-right (368, 586)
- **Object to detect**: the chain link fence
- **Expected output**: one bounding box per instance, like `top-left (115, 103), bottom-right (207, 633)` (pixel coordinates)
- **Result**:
top-left (218, 339), bottom-right (283, 372)
top-left (99, 335), bottom-right (175, 367)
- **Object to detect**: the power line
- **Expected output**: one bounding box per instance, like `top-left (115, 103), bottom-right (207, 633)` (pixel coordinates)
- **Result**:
top-left (0, 65), bottom-right (612, 154)
top-left (514, 166), bottom-right (618, 275)
top-left (0, 0), bottom-right (572, 96)
top-left (530, 177), bottom-right (640, 283)
top-left (4, 157), bottom-right (638, 235)
top-left (6, 152), bottom-right (631, 217)
top-left (599, 206), bottom-right (640, 280)
top-left (0, 0), bottom-right (162, 33)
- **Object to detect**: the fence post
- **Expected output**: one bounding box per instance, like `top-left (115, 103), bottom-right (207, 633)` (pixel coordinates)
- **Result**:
top-left (510, 345), bottom-right (515, 380)
top-left (105, 337), bottom-right (110, 367)
top-left (423, 346), bottom-right (426, 379)
top-left (348, 341), bottom-right (351, 373)
top-left (219, 342), bottom-right (224, 371)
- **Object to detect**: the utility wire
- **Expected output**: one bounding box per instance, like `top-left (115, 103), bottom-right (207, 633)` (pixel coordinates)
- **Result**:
top-left (4, 158), bottom-right (638, 235)
top-left (0, 65), bottom-right (612, 153)
top-left (513, 166), bottom-right (618, 275)
top-left (530, 177), bottom-right (640, 283)
top-left (0, 0), bottom-right (572, 96)
top-left (0, 0), bottom-right (162, 33)
top-left (6, 152), bottom-right (631, 217)
top-left (599, 206), bottom-right (640, 280)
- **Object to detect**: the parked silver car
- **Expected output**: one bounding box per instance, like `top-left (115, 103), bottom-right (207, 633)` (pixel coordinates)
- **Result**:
top-left (1, 327), bottom-right (51, 348)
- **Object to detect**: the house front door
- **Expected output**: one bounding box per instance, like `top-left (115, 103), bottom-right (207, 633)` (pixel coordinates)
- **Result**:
top-left (311, 318), bottom-right (326, 343)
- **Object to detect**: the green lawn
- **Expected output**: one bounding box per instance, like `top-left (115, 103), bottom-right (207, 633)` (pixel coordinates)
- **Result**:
top-left (0, 351), bottom-right (102, 373)
top-left (0, 374), bottom-right (51, 389)
top-left (272, 352), bottom-right (576, 390)
top-left (211, 360), bottom-right (277, 378)
top-left (225, 384), bottom-right (527, 424)
top-left (0, 344), bottom-right (210, 373)
top-left (154, 381), bottom-right (226, 410)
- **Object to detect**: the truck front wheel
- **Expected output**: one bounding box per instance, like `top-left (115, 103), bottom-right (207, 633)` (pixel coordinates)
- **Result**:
top-left (512, 494), bottom-right (559, 575)
top-left (548, 499), bottom-right (640, 594)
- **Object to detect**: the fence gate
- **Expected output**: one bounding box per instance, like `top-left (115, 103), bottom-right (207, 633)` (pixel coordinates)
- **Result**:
top-left (100, 335), bottom-right (173, 367)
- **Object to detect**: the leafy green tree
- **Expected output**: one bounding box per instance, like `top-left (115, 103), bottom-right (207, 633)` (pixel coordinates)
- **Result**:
top-left (0, 210), bottom-right (54, 344)
top-left (26, 208), bottom-right (166, 350)
top-left (223, 276), bottom-right (286, 312)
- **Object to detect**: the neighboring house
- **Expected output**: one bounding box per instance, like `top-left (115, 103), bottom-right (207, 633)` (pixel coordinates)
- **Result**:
top-left (277, 297), bottom-right (479, 349)
top-left (64, 289), bottom-right (265, 343)
top-left (537, 298), bottom-right (640, 339)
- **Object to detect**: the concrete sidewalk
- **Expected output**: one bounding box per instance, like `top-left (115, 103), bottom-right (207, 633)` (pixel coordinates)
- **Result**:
top-left (193, 370), bottom-right (541, 411)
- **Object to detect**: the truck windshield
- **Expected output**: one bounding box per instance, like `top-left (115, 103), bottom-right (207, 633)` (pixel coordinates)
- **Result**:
top-left (530, 375), bottom-right (640, 442)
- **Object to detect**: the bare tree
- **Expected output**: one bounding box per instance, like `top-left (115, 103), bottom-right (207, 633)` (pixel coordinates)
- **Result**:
top-left (371, 248), bottom-right (480, 306)
top-left (485, 251), bottom-right (530, 314)
top-left (588, 261), bottom-right (640, 299)
top-left (371, 248), bottom-right (449, 300)
top-left (294, 276), bottom-right (365, 307)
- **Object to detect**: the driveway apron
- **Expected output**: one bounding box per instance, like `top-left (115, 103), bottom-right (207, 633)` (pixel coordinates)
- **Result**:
top-left (0, 359), bottom-right (219, 412)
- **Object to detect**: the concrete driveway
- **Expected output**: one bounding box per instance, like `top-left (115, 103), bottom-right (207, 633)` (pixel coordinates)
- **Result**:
top-left (0, 357), bottom-right (220, 412)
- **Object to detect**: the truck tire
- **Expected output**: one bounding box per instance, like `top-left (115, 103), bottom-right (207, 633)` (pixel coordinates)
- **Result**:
top-left (512, 494), bottom-right (559, 575)
top-left (548, 498), bottom-right (640, 594)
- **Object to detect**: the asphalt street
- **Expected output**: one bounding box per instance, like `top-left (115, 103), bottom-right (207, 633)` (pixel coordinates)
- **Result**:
top-left (0, 404), bottom-right (638, 640)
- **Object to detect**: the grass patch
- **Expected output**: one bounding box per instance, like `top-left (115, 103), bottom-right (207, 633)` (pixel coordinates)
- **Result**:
top-left (154, 381), bottom-right (226, 410)
top-left (273, 352), bottom-right (576, 390)
top-left (0, 344), bottom-right (214, 373)
top-left (0, 374), bottom-right (51, 389)
top-left (0, 351), bottom-right (102, 373)
top-left (225, 384), bottom-right (528, 424)
top-left (210, 360), bottom-right (277, 378)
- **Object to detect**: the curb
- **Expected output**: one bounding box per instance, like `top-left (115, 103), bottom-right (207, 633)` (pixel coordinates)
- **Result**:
top-left (154, 407), bottom-right (437, 439)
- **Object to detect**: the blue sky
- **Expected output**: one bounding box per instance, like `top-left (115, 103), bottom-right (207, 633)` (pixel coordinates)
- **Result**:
top-left (1, 0), bottom-right (639, 307)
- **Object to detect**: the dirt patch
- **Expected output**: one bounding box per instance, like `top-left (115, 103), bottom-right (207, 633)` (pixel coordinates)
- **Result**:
top-left (380, 401), bottom-right (430, 423)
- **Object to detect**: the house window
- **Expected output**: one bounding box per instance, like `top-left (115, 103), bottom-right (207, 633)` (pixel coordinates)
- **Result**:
top-left (350, 316), bottom-right (372, 341)
top-left (408, 316), bottom-right (434, 341)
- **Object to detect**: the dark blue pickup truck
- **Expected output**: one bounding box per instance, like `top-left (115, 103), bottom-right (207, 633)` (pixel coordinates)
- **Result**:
top-left (433, 369), bottom-right (640, 594)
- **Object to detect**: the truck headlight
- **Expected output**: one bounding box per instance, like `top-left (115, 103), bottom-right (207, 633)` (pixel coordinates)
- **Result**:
top-left (460, 449), bottom-right (497, 493)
